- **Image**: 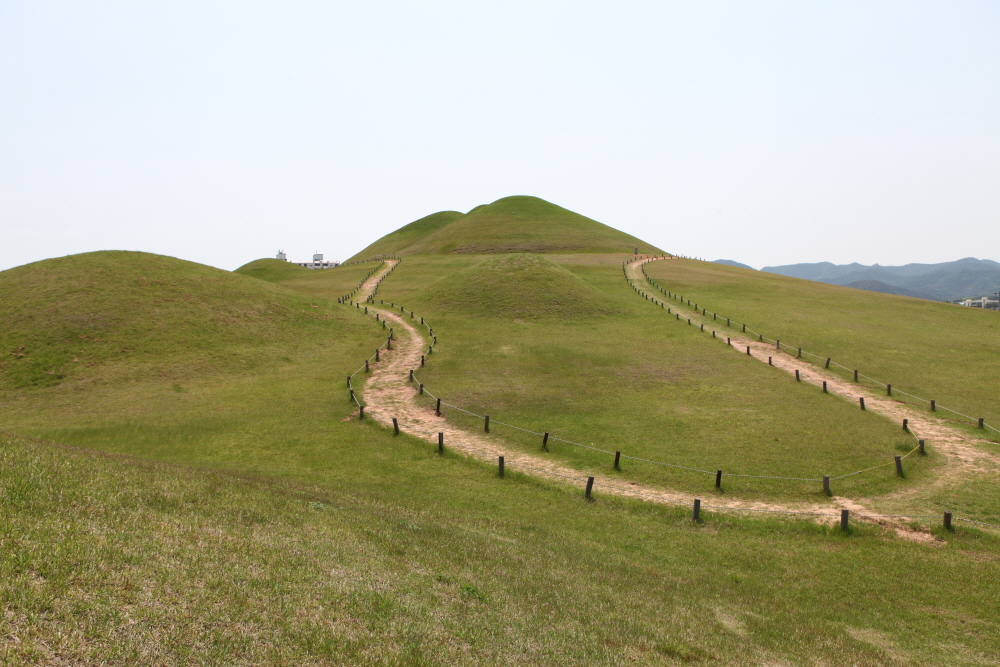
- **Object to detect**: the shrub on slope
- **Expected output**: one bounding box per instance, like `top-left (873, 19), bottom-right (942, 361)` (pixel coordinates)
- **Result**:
top-left (0, 251), bottom-right (341, 388)
top-left (410, 254), bottom-right (621, 321)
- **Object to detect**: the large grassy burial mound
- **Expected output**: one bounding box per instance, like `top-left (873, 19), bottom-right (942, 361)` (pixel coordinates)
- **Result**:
top-left (411, 254), bottom-right (621, 321)
top-left (0, 251), bottom-right (342, 389)
top-left (348, 196), bottom-right (660, 260)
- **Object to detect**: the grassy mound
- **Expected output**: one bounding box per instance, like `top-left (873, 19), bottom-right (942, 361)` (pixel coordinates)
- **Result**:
top-left (0, 251), bottom-right (339, 388)
top-left (352, 196), bottom-right (660, 258)
top-left (411, 254), bottom-right (621, 321)
top-left (346, 210), bottom-right (464, 261)
top-left (234, 258), bottom-right (310, 282)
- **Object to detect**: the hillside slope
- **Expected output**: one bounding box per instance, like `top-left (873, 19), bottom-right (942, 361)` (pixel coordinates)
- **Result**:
top-left (234, 258), bottom-right (311, 282)
top-left (0, 251), bottom-right (342, 388)
top-left (348, 196), bottom-right (661, 260)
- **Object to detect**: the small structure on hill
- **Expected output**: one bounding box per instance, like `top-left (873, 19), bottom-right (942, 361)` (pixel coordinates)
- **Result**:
top-left (275, 250), bottom-right (339, 269)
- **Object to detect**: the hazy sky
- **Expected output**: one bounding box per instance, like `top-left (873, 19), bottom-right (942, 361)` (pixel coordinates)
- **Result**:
top-left (2, 1), bottom-right (998, 272)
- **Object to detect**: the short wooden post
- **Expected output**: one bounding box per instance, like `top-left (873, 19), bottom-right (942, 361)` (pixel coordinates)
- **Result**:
top-left (943, 511), bottom-right (953, 530)
top-left (364, 306), bottom-right (368, 314)
top-left (436, 398), bottom-right (441, 416)
top-left (419, 383), bottom-right (424, 395)
top-left (715, 470), bottom-right (722, 489)
top-left (887, 384), bottom-right (892, 396)
top-left (776, 339), bottom-right (780, 349)
top-left (825, 357), bottom-right (831, 368)
top-left (727, 337), bottom-right (731, 345)
top-left (979, 418), bottom-right (985, 429)
top-left (859, 397), bottom-right (866, 410)
top-left (409, 369), bottom-right (414, 381)
top-left (727, 318), bottom-right (731, 327)
top-left (759, 334), bottom-right (763, 342)
top-left (823, 381), bottom-right (828, 393)
top-left (823, 475), bottom-right (830, 495)
top-left (894, 455), bottom-right (903, 477)
top-left (854, 369), bottom-right (858, 382)
top-left (768, 356), bottom-right (772, 365)
top-left (421, 355), bottom-right (425, 367)
top-left (746, 345), bottom-right (751, 355)
top-left (840, 509), bottom-right (850, 531)
top-left (542, 432), bottom-right (549, 450)
top-left (428, 345), bottom-right (433, 354)
top-left (614, 451), bottom-right (621, 470)
top-left (365, 359), bottom-right (369, 372)
top-left (795, 369), bottom-right (800, 381)
top-left (798, 347), bottom-right (802, 358)
top-left (387, 338), bottom-right (392, 350)
top-left (742, 324), bottom-right (746, 333)
top-left (359, 405), bottom-right (364, 420)
top-left (585, 476), bottom-right (595, 500)
top-left (930, 399), bottom-right (935, 411)
top-left (392, 418), bottom-right (399, 435)
top-left (438, 432), bottom-right (443, 454)
top-left (382, 320), bottom-right (386, 329)
top-left (919, 439), bottom-right (925, 454)
top-left (484, 415), bottom-right (490, 433)
top-left (692, 499), bottom-right (701, 521)
top-left (347, 375), bottom-right (351, 388)
top-left (498, 456), bottom-right (504, 478)
top-left (712, 331), bottom-right (716, 338)
top-left (349, 389), bottom-right (355, 402)
top-left (700, 323), bottom-right (704, 331)
top-left (376, 349), bottom-right (380, 362)
top-left (713, 313), bottom-right (716, 320)
top-left (902, 418), bottom-right (908, 431)
top-left (421, 317), bottom-right (424, 324)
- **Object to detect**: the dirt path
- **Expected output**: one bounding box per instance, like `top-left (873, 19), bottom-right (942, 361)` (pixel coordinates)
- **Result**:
top-left (626, 257), bottom-right (1000, 503)
top-left (343, 257), bottom-right (991, 534)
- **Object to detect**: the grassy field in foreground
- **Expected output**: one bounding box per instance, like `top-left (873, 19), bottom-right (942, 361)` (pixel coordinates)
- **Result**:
top-left (645, 259), bottom-right (1000, 438)
top-left (4, 432), bottom-right (1000, 666)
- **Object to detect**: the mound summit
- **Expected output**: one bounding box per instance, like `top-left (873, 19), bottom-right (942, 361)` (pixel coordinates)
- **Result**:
top-left (348, 196), bottom-right (660, 260)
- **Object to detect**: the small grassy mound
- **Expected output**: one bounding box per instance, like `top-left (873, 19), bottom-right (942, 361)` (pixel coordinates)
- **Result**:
top-left (411, 254), bottom-right (621, 321)
top-left (346, 210), bottom-right (464, 261)
top-left (234, 258), bottom-right (310, 282)
top-left (0, 251), bottom-right (340, 388)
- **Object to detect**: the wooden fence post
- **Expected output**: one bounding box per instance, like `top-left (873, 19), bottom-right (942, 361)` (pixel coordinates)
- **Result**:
top-left (376, 349), bottom-right (380, 362)
top-left (979, 418), bottom-right (985, 429)
top-left (854, 370), bottom-right (858, 382)
top-left (614, 451), bottom-right (621, 470)
top-left (365, 360), bottom-right (369, 372)
top-left (746, 346), bottom-right (751, 355)
top-left (826, 357), bottom-right (831, 368)
top-left (902, 418), bottom-right (908, 431)
top-left (438, 432), bottom-right (443, 454)
top-left (841, 509), bottom-right (850, 531)
top-left (409, 369), bottom-right (414, 381)
top-left (421, 355), bottom-right (425, 367)
top-left (919, 440), bottom-right (925, 455)
top-left (930, 399), bottom-right (935, 411)
top-left (768, 356), bottom-right (772, 365)
top-left (419, 384), bottom-right (424, 395)
top-left (795, 370), bottom-right (800, 381)
top-left (393, 418), bottom-right (399, 435)
top-left (887, 384), bottom-right (892, 396)
top-left (823, 381), bottom-right (828, 393)
top-left (359, 405), bottom-right (364, 420)
top-left (944, 512), bottom-right (953, 530)
top-left (485, 415), bottom-right (490, 433)
top-left (693, 499), bottom-right (701, 521)
top-left (585, 477), bottom-right (595, 500)
top-left (498, 456), bottom-right (505, 478)
top-left (543, 432), bottom-right (549, 450)
top-left (715, 470), bottom-right (722, 489)
top-left (860, 397), bottom-right (866, 411)
top-left (436, 398), bottom-right (441, 416)
top-left (894, 455), bottom-right (903, 477)
top-left (823, 475), bottom-right (830, 495)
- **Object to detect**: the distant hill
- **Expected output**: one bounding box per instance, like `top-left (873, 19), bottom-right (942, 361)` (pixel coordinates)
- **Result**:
top-left (346, 196), bottom-right (660, 261)
top-left (762, 257), bottom-right (1000, 301)
top-left (713, 259), bottom-right (756, 270)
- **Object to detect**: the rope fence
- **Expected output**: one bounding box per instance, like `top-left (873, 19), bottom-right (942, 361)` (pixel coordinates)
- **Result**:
top-left (629, 256), bottom-right (999, 438)
top-left (336, 252), bottom-right (999, 534)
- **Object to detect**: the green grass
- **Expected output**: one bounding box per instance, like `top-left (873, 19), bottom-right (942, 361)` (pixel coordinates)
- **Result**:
top-left (4, 431), bottom-right (1000, 666)
top-left (347, 210), bottom-right (464, 260)
top-left (366, 254), bottom-right (934, 502)
top-left (3, 243), bottom-right (1000, 664)
top-left (348, 196), bottom-right (662, 260)
top-left (234, 257), bottom-right (312, 282)
top-left (644, 259), bottom-right (1000, 435)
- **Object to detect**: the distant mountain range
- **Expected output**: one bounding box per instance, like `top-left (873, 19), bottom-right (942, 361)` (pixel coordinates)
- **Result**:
top-left (758, 257), bottom-right (1000, 302)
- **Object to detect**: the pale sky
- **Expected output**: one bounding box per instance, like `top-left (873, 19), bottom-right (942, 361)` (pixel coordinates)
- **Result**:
top-left (2, 1), bottom-right (998, 272)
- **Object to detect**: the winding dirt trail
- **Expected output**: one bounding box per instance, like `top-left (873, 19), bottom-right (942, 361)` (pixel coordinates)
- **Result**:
top-left (344, 257), bottom-right (997, 534)
top-left (626, 257), bottom-right (1000, 506)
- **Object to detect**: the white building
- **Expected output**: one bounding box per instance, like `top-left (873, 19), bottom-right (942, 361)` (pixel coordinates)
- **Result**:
top-left (961, 297), bottom-right (999, 308)
top-left (276, 251), bottom-right (340, 269)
